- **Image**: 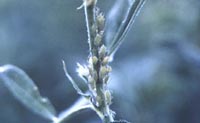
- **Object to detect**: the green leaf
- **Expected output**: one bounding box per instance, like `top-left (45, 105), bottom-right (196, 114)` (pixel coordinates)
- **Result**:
top-left (0, 64), bottom-right (57, 121)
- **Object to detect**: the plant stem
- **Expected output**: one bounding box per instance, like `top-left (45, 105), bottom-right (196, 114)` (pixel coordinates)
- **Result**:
top-left (83, 0), bottom-right (114, 123)
top-left (55, 104), bottom-right (92, 123)
top-left (84, 0), bottom-right (97, 54)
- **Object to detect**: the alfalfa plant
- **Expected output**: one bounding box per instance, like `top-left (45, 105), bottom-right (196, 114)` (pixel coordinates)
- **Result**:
top-left (0, 0), bottom-right (146, 123)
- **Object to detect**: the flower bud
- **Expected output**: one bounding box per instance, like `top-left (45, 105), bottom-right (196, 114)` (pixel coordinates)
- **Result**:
top-left (100, 66), bottom-right (112, 78)
top-left (105, 90), bottom-right (112, 105)
top-left (89, 56), bottom-right (98, 65)
top-left (99, 45), bottom-right (107, 58)
top-left (97, 13), bottom-right (105, 31)
top-left (88, 75), bottom-right (96, 90)
top-left (100, 66), bottom-right (108, 78)
top-left (106, 66), bottom-right (112, 73)
top-left (91, 24), bottom-right (96, 34)
top-left (102, 56), bottom-right (110, 65)
top-left (94, 34), bottom-right (102, 46)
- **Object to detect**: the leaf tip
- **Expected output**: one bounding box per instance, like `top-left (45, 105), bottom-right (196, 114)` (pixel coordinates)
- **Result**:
top-left (0, 64), bottom-right (15, 73)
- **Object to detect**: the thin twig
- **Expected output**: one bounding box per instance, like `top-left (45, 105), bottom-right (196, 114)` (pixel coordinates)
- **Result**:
top-left (84, 0), bottom-right (97, 54)
top-left (62, 60), bottom-right (90, 98)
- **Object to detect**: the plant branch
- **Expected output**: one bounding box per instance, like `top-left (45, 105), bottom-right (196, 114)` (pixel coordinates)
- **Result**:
top-left (55, 104), bottom-right (93, 123)
top-left (62, 60), bottom-right (90, 98)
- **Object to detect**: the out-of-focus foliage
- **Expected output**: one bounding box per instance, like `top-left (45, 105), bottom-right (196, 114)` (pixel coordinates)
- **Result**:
top-left (0, 0), bottom-right (200, 123)
top-left (0, 65), bottom-right (57, 121)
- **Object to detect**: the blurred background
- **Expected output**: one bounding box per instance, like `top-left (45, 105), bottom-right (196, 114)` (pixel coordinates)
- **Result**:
top-left (0, 0), bottom-right (200, 123)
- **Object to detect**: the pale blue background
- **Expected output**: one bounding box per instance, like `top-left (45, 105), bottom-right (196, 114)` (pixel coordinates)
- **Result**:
top-left (0, 0), bottom-right (200, 123)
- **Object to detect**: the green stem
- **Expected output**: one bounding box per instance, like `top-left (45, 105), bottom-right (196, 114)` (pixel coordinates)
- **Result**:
top-left (55, 104), bottom-right (93, 123)
top-left (83, 0), bottom-right (114, 123)
top-left (84, 0), bottom-right (97, 54)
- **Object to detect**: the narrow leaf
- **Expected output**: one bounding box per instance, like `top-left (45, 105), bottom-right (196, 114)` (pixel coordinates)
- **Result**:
top-left (108, 0), bottom-right (147, 56)
top-left (105, 0), bottom-right (131, 46)
top-left (0, 64), bottom-right (57, 121)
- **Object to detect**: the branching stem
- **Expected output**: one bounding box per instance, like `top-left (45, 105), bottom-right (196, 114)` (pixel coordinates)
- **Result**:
top-left (55, 104), bottom-right (93, 123)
